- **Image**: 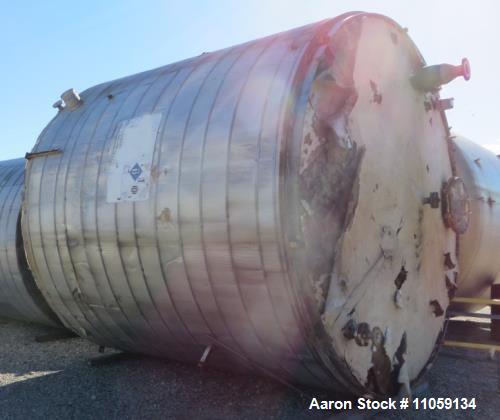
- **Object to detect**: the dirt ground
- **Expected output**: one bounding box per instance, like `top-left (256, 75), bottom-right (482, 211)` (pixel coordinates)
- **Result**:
top-left (0, 318), bottom-right (498, 419)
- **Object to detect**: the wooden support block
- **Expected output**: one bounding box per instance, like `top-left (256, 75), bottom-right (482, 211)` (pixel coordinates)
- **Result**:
top-left (491, 284), bottom-right (500, 341)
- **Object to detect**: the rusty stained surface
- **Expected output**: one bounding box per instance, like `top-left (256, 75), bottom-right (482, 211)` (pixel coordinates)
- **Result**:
top-left (298, 17), bottom-right (457, 394)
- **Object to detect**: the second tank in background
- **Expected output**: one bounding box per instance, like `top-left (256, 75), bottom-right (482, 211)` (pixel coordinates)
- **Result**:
top-left (452, 135), bottom-right (500, 300)
top-left (0, 158), bottom-right (61, 327)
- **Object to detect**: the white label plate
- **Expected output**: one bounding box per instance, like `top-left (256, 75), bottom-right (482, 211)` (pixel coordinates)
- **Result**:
top-left (106, 113), bottom-right (162, 203)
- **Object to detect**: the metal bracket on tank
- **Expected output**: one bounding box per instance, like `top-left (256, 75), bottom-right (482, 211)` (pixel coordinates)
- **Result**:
top-left (422, 192), bottom-right (441, 209)
top-left (25, 148), bottom-right (62, 160)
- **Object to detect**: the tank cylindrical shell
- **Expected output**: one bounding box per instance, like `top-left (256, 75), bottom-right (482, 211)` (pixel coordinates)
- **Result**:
top-left (0, 158), bottom-right (61, 326)
top-left (23, 13), bottom-right (457, 395)
top-left (452, 135), bottom-right (500, 298)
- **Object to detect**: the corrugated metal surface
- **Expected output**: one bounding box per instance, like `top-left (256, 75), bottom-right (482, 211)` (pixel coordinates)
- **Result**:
top-left (452, 135), bottom-right (500, 298)
top-left (23, 12), bottom-right (456, 394)
top-left (0, 158), bottom-right (60, 326)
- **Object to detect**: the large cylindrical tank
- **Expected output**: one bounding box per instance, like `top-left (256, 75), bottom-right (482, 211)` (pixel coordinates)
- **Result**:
top-left (23, 12), bottom-right (461, 395)
top-left (452, 135), bottom-right (500, 298)
top-left (0, 159), bottom-right (61, 326)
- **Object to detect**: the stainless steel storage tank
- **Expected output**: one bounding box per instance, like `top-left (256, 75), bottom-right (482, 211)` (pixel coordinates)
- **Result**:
top-left (452, 135), bottom-right (500, 299)
top-left (0, 158), bottom-right (60, 326)
top-left (23, 12), bottom-right (467, 395)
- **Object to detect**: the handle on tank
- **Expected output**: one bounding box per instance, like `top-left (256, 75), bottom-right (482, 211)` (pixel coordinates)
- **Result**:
top-left (411, 58), bottom-right (471, 91)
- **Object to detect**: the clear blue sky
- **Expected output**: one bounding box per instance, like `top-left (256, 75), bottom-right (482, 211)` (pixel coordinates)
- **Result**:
top-left (1, 0), bottom-right (498, 159)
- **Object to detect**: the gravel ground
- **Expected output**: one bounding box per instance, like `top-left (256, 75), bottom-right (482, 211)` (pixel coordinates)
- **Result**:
top-left (0, 318), bottom-right (498, 419)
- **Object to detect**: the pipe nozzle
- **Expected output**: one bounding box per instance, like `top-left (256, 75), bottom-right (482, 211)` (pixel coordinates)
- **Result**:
top-left (411, 58), bottom-right (471, 91)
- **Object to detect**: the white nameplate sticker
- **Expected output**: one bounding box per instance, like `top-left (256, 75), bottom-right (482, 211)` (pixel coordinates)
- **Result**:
top-left (106, 113), bottom-right (162, 203)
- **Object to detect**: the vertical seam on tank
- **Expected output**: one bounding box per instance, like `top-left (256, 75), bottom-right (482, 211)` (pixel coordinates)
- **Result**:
top-left (96, 67), bottom-right (198, 350)
top-left (57, 82), bottom-right (139, 349)
top-left (74, 78), bottom-right (158, 352)
top-left (276, 15), bottom-right (367, 390)
top-left (28, 114), bottom-right (79, 329)
top-left (275, 26), bottom-right (326, 339)
top-left (252, 41), bottom-right (327, 383)
top-left (128, 69), bottom-right (187, 346)
top-left (81, 78), bottom-right (165, 350)
top-left (36, 89), bottom-right (111, 338)
top-left (0, 164), bottom-right (27, 319)
top-left (32, 92), bottom-right (114, 331)
top-left (92, 72), bottom-right (166, 347)
top-left (270, 21), bottom-right (348, 388)
top-left (254, 39), bottom-right (301, 350)
top-left (321, 16), bottom-right (371, 391)
top-left (122, 70), bottom-right (187, 349)
top-left (128, 70), bottom-right (189, 349)
top-left (176, 49), bottom-right (239, 342)
top-left (198, 47), bottom-right (260, 354)
top-left (52, 89), bottom-right (123, 339)
top-left (23, 117), bottom-right (76, 328)
top-left (152, 63), bottom-right (217, 345)
top-left (119, 69), bottom-right (184, 349)
top-left (234, 29), bottom-right (340, 386)
top-left (271, 40), bottom-right (334, 384)
top-left (224, 35), bottom-right (297, 374)
top-left (108, 69), bottom-right (195, 347)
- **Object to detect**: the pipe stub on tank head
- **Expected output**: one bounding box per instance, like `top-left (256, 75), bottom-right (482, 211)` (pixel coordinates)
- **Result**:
top-left (60, 88), bottom-right (83, 110)
top-left (461, 58), bottom-right (471, 81)
top-left (442, 176), bottom-right (470, 234)
top-left (411, 58), bottom-right (471, 91)
top-left (52, 100), bottom-right (64, 111)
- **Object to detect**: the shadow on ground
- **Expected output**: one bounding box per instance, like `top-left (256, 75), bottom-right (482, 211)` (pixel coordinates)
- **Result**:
top-left (0, 319), bottom-right (498, 419)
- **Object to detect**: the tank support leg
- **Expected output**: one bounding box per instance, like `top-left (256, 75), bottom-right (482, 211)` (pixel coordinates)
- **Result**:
top-left (198, 345), bottom-right (213, 368)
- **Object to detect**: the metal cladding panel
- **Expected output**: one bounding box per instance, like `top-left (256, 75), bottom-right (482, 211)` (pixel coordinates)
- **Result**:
top-left (23, 12), bottom-right (458, 395)
top-left (452, 135), bottom-right (500, 298)
top-left (0, 159), bottom-right (60, 326)
top-left (24, 19), bottom-right (328, 382)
